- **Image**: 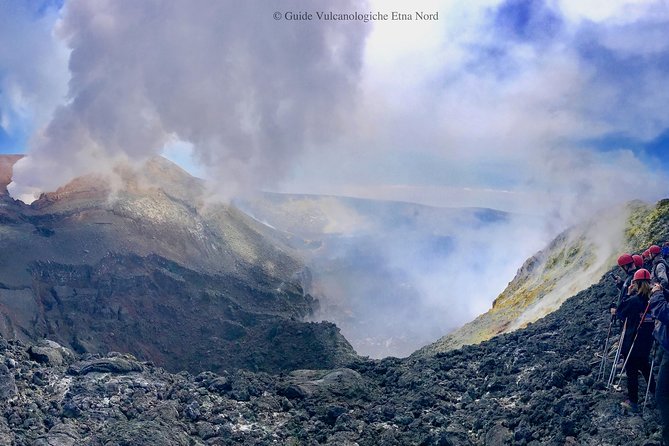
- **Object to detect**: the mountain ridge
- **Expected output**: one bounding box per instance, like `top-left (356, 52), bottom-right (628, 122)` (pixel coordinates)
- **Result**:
top-left (0, 155), bottom-right (356, 373)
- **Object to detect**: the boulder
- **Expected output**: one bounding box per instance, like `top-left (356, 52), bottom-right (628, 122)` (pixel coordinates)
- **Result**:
top-left (0, 364), bottom-right (16, 400)
top-left (28, 340), bottom-right (75, 366)
top-left (281, 368), bottom-right (368, 399)
top-left (485, 423), bottom-right (513, 446)
top-left (68, 357), bottom-right (143, 375)
top-left (33, 424), bottom-right (81, 446)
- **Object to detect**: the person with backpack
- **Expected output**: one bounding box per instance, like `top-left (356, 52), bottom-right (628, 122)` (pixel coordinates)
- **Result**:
top-left (617, 268), bottom-right (656, 412)
top-left (644, 250), bottom-right (653, 270)
top-left (650, 245), bottom-right (669, 290)
top-left (649, 281), bottom-right (669, 444)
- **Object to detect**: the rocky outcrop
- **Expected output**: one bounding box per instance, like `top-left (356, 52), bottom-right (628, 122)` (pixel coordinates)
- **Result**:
top-left (0, 252), bottom-right (356, 374)
top-left (1, 270), bottom-right (665, 445)
top-left (0, 155), bottom-right (356, 373)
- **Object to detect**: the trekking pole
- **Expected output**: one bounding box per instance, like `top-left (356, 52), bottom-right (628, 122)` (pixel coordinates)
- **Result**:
top-left (616, 302), bottom-right (652, 388)
top-left (598, 314), bottom-right (615, 381)
top-left (642, 341), bottom-right (657, 415)
top-left (598, 315), bottom-right (613, 380)
top-left (608, 319), bottom-right (627, 389)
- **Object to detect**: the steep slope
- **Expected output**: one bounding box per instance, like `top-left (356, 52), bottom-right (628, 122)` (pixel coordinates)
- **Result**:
top-left (624, 199), bottom-right (669, 251)
top-left (0, 155), bottom-right (356, 373)
top-left (0, 261), bottom-right (663, 445)
top-left (420, 199), bottom-right (669, 356)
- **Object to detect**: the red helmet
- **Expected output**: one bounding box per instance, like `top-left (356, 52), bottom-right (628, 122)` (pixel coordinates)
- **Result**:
top-left (632, 255), bottom-right (643, 268)
top-left (617, 254), bottom-right (634, 267)
top-left (633, 268), bottom-right (651, 281)
top-left (643, 250), bottom-right (651, 259)
top-left (650, 245), bottom-right (662, 255)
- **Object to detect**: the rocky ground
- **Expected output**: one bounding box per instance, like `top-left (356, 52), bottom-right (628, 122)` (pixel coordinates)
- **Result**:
top-left (0, 269), bottom-right (665, 445)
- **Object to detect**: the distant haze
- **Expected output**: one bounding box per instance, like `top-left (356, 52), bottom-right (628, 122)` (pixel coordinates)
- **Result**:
top-left (239, 193), bottom-right (551, 357)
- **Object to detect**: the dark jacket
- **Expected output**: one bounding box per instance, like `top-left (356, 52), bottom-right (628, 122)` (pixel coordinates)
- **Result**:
top-left (618, 292), bottom-right (654, 358)
top-left (650, 289), bottom-right (669, 353)
top-left (645, 259), bottom-right (653, 271)
top-left (613, 270), bottom-right (636, 314)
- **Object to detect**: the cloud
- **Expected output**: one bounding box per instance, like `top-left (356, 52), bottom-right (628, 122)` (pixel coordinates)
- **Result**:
top-left (558, 0), bottom-right (664, 24)
top-left (284, 0), bottom-right (669, 355)
top-left (8, 0), bottom-right (668, 218)
top-left (8, 0), bottom-right (371, 202)
top-left (277, 0), bottom-right (669, 225)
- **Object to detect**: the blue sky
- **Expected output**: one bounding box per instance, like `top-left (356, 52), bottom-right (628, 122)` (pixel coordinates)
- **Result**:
top-left (0, 109), bottom-right (23, 152)
top-left (494, 0), bottom-right (563, 43)
top-left (0, 0), bottom-right (67, 155)
top-left (1, 0), bottom-right (669, 219)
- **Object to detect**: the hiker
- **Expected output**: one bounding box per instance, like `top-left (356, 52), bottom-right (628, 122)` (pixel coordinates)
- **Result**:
top-left (617, 268), bottom-right (656, 412)
top-left (663, 242), bottom-right (669, 261)
top-left (611, 254), bottom-right (639, 316)
top-left (644, 250), bottom-right (653, 270)
top-left (649, 281), bottom-right (669, 444)
top-left (650, 245), bottom-right (669, 290)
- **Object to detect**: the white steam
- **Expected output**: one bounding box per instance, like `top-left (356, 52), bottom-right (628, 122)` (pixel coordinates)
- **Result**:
top-left (510, 203), bottom-right (632, 330)
top-left (8, 0), bottom-right (370, 203)
top-left (246, 194), bottom-right (553, 357)
top-left (280, 0), bottom-right (669, 223)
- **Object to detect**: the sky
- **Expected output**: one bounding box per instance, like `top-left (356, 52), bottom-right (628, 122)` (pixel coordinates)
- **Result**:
top-left (1, 0), bottom-right (669, 220)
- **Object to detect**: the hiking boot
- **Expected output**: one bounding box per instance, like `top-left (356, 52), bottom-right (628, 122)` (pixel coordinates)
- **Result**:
top-left (621, 399), bottom-right (639, 413)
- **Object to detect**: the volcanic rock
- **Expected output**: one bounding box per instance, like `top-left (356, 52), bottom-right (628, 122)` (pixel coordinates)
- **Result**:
top-left (0, 270), bottom-right (664, 446)
top-left (0, 364), bottom-right (17, 400)
top-left (28, 340), bottom-right (74, 366)
top-left (0, 155), bottom-right (356, 374)
top-left (68, 357), bottom-right (144, 375)
top-left (1, 154), bottom-right (667, 445)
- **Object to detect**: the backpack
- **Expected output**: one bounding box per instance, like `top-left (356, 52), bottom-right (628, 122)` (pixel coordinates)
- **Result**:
top-left (650, 257), bottom-right (669, 282)
top-left (651, 258), bottom-right (669, 299)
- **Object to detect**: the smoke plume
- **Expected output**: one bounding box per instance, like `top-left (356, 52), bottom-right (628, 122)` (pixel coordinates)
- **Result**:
top-left (9, 0), bottom-right (370, 202)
